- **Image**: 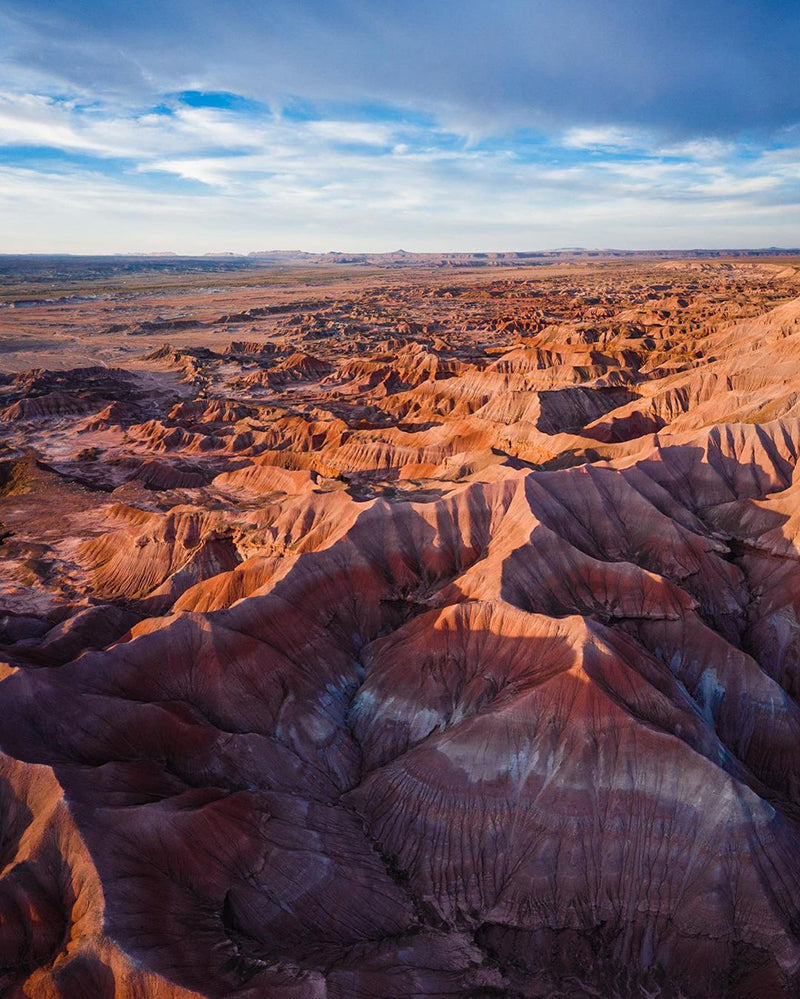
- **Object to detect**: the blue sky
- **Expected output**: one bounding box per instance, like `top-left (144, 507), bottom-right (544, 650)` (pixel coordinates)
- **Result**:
top-left (1, 0), bottom-right (799, 252)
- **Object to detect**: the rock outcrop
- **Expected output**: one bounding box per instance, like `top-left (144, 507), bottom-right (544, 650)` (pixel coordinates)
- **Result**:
top-left (2, 255), bottom-right (800, 997)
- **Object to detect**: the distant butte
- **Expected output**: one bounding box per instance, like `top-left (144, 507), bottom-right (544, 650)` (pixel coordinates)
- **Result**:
top-left (1, 251), bottom-right (800, 997)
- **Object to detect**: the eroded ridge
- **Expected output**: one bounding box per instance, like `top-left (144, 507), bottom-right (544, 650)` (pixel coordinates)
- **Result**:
top-left (2, 254), bottom-right (800, 998)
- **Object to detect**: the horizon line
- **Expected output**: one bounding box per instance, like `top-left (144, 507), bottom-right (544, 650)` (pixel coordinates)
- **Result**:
top-left (2, 246), bottom-right (800, 259)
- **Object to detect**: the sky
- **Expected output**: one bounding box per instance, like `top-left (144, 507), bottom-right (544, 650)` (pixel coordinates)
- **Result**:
top-left (1, 0), bottom-right (800, 253)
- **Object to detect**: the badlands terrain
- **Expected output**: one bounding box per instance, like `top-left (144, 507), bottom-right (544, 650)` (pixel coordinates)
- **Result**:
top-left (2, 251), bottom-right (800, 998)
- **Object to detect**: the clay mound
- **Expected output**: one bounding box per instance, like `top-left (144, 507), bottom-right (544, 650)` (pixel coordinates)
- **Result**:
top-left (224, 339), bottom-right (276, 356)
top-left (123, 457), bottom-right (213, 490)
top-left (79, 399), bottom-right (143, 430)
top-left (230, 368), bottom-right (276, 390)
top-left (474, 385), bottom-right (637, 433)
top-left (143, 344), bottom-right (218, 381)
top-left (1, 366), bottom-right (139, 426)
top-left (3, 449), bottom-right (800, 996)
top-left (246, 448), bottom-right (340, 478)
top-left (1, 390), bottom-right (107, 421)
top-left (0, 749), bottom-right (202, 998)
top-left (212, 460), bottom-right (319, 496)
top-left (11, 365), bottom-right (134, 395)
top-left (76, 505), bottom-right (241, 603)
top-left (329, 345), bottom-right (465, 396)
top-left (6, 261), bottom-right (800, 997)
top-left (169, 398), bottom-right (256, 424)
top-left (131, 317), bottom-right (204, 335)
top-left (269, 350), bottom-right (333, 383)
top-left (128, 419), bottom-right (218, 453)
top-left (24, 602), bottom-right (136, 666)
top-left (325, 357), bottom-right (405, 394)
top-left (0, 452), bottom-right (47, 496)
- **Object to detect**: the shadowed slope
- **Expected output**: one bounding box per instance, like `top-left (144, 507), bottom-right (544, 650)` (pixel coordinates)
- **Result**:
top-left (2, 258), bottom-right (800, 996)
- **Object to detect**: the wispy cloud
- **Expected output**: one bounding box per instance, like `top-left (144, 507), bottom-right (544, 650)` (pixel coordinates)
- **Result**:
top-left (561, 127), bottom-right (639, 151)
top-left (1, 1), bottom-right (799, 251)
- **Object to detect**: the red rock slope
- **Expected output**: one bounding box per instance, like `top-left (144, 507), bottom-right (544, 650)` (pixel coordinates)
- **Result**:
top-left (1, 256), bottom-right (800, 997)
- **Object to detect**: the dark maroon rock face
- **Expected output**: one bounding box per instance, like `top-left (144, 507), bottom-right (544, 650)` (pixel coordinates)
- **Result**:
top-left (2, 255), bottom-right (800, 998)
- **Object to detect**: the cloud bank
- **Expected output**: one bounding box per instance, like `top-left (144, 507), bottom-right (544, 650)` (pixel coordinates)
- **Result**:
top-left (1, 0), bottom-right (799, 252)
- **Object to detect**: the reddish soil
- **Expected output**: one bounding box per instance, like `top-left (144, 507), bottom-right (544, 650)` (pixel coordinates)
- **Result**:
top-left (2, 253), bottom-right (800, 998)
